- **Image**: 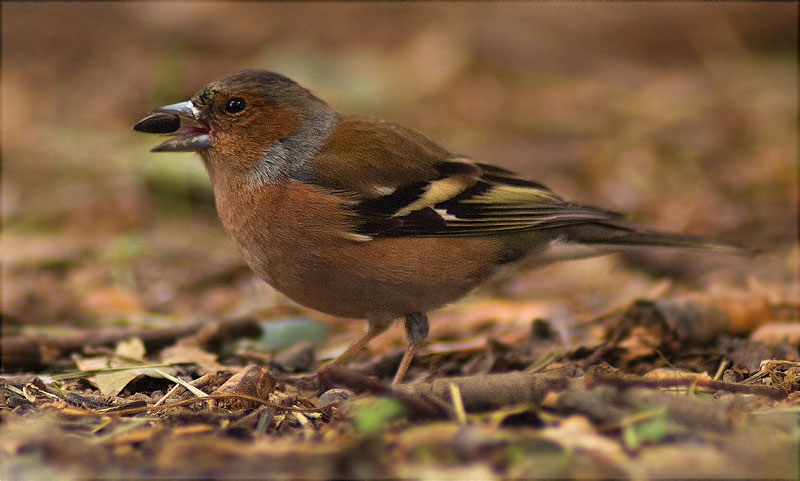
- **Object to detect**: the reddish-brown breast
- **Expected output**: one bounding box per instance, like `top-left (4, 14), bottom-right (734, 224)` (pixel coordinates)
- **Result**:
top-left (214, 179), bottom-right (504, 321)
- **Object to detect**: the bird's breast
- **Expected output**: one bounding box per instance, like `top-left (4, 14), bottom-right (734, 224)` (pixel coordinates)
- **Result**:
top-left (212, 180), bottom-right (504, 319)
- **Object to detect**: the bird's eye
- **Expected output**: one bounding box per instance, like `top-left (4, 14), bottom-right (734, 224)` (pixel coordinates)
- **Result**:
top-left (225, 97), bottom-right (247, 114)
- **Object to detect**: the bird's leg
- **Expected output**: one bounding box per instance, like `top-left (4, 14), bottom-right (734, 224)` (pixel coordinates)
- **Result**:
top-left (322, 320), bottom-right (391, 371)
top-left (392, 312), bottom-right (429, 385)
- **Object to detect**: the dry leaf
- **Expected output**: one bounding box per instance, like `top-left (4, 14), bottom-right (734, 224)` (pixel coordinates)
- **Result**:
top-left (539, 415), bottom-right (628, 466)
top-left (212, 365), bottom-right (276, 410)
top-left (643, 368), bottom-right (711, 381)
top-left (72, 354), bottom-right (111, 372)
top-left (160, 344), bottom-right (226, 375)
top-left (80, 286), bottom-right (143, 314)
top-left (750, 322), bottom-right (800, 346)
top-left (89, 366), bottom-right (179, 396)
top-left (115, 337), bottom-right (146, 361)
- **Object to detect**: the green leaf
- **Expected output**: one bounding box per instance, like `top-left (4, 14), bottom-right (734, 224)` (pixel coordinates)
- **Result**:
top-left (622, 423), bottom-right (639, 451)
top-left (634, 407), bottom-right (669, 443)
top-left (351, 397), bottom-right (405, 434)
top-left (623, 405), bottom-right (669, 450)
top-left (257, 318), bottom-right (330, 350)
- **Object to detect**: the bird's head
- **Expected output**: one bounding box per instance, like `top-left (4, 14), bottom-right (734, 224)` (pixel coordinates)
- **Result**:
top-left (134, 70), bottom-right (333, 185)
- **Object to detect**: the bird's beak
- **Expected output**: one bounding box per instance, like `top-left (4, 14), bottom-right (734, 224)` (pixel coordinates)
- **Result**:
top-left (133, 100), bottom-right (211, 152)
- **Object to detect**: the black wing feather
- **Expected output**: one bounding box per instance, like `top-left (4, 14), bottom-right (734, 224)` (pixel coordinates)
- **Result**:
top-left (347, 162), bottom-right (623, 238)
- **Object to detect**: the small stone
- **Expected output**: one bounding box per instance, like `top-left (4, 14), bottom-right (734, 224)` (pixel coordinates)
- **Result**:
top-left (530, 318), bottom-right (556, 340)
top-left (722, 369), bottom-right (741, 383)
top-left (318, 388), bottom-right (354, 407)
top-left (273, 341), bottom-right (316, 372)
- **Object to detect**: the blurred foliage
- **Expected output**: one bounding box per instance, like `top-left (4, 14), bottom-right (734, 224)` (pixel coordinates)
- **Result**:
top-left (2, 4), bottom-right (796, 331)
top-left (247, 318), bottom-right (330, 351)
top-left (350, 397), bottom-right (406, 435)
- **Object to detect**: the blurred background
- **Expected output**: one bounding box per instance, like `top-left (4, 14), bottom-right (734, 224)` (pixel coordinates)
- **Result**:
top-left (2, 3), bottom-right (797, 337)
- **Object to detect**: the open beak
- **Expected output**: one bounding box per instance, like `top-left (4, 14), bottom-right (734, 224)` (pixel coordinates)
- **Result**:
top-left (133, 100), bottom-right (211, 152)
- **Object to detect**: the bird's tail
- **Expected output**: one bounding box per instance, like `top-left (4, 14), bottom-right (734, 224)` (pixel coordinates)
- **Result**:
top-left (565, 222), bottom-right (759, 257)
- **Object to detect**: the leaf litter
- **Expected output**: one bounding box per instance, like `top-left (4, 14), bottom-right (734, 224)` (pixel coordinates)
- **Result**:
top-left (2, 287), bottom-right (798, 479)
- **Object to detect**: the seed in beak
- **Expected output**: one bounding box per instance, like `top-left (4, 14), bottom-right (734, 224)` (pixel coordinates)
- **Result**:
top-left (133, 113), bottom-right (181, 134)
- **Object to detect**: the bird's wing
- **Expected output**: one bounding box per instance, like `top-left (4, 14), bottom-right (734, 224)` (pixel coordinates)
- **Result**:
top-left (309, 115), bottom-right (623, 239)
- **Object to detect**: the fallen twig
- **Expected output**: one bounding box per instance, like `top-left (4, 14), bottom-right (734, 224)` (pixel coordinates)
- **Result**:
top-left (395, 371), bottom-right (570, 413)
top-left (117, 393), bottom-right (324, 417)
top-left (588, 371), bottom-right (789, 399)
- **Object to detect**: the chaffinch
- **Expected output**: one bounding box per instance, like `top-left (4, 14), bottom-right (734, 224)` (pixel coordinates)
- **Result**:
top-left (134, 69), bottom-right (755, 384)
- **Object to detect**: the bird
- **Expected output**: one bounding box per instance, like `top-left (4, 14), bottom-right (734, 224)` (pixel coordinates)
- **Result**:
top-left (134, 69), bottom-right (756, 384)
